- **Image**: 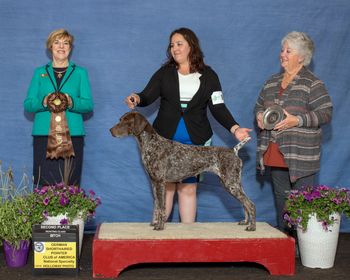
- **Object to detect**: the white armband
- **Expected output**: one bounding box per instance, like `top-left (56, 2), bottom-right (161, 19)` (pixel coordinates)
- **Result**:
top-left (211, 91), bottom-right (224, 105)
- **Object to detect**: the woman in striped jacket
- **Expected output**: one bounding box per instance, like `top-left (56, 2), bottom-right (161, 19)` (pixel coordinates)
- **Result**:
top-left (255, 31), bottom-right (332, 232)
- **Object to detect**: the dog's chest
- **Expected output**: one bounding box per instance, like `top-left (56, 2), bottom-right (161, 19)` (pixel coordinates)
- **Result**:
top-left (139, 137), bottom-right (168, 165)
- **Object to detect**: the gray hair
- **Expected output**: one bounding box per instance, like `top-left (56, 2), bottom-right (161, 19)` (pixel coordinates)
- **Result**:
top-left (281, 31), bottom-right (315, 66)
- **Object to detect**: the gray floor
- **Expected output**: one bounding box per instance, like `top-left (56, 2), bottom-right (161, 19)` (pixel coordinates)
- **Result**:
top-left (1, 233), bottom-right (349, 280)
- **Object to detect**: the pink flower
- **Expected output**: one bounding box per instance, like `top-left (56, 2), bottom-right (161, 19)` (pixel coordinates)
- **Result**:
top-left (43, 197), bottom-right (50, 205)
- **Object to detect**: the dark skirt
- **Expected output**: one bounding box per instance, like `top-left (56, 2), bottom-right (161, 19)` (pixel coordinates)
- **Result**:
top-left (33, 136), bottom-right (84, 187)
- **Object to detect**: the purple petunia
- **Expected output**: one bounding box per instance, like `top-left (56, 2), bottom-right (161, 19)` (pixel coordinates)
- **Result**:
top-left (284, 185), bottom-right (350, 231)
top-left (60, 218), bottom-right (68, 225)
top-left (59, 195), bottom-right (69, 206)
top-left (68, 186), bottom-right (75, 194)
top-left (331, 198), bottom-right (342, 205)
top-left (43, 210), bottom-right (49, 218)
top-left (321, 221), bottom-right (329, 231)
top-left (33, 182), bottom-right (101, 224)
top-left (95, 197), bottom-right (102, 206)
top-left (43, 197), bottom-right (50, 205)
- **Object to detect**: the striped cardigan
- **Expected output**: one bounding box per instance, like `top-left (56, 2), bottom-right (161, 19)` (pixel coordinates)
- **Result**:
top-left (254, 67), bottom-right (333, 182)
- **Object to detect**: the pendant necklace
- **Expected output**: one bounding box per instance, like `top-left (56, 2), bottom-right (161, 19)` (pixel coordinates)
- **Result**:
top-left (46, 64), bottom-right (75, 93)
top-left (54, 69), bottom-right (67, 79)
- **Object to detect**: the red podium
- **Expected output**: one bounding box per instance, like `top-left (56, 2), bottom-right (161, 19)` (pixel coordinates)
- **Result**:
top-left (93, 222), bottom-right (295, 278)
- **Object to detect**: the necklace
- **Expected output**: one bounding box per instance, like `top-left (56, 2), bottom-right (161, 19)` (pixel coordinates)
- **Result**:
top-left (54, 69), bottom-right (67, 79)
top-left (45, 64), bottom-right (76, 94)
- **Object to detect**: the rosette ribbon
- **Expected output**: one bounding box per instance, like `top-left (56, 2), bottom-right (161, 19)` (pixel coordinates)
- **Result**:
top-left (46, 92), bottom-right (75, 159)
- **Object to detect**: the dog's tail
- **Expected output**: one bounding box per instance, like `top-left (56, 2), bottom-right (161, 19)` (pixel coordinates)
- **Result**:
top-left (233, 137), bottom-right (251, 155)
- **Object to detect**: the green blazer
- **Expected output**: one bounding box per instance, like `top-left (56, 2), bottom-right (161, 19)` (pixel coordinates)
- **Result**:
top-left (24, 62), bottom-right (93, 136)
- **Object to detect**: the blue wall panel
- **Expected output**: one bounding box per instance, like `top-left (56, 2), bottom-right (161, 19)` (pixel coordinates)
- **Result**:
top-left (1, 0), bottom-right (349, 231)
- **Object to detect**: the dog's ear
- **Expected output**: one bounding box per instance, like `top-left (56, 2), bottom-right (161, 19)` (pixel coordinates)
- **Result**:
top-left (132, 112), bottom-right (149, 136)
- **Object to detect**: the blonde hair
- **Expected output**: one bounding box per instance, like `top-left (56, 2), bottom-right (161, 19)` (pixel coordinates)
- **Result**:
top-left (46, 29), bottom-right (74, 52)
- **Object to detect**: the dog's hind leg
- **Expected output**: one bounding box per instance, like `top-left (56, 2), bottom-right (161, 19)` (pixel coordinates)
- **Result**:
top-left (238, 197), bottom-right (256, 231)
top-left (225, 182), bottom-right (256, 231)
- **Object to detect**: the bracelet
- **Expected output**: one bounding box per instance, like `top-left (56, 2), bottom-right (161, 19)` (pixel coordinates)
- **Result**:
top-left (231, 125), bottom-right (240, 134)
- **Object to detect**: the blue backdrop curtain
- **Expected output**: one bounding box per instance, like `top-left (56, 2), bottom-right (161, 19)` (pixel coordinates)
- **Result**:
top-left (1, 0), bottom-right (349, 231)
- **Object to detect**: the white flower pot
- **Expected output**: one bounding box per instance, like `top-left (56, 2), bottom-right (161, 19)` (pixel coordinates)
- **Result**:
top-left (297, 213), bottom-right (341, 269)
top-left (42, 214), bottom-right (84, 256)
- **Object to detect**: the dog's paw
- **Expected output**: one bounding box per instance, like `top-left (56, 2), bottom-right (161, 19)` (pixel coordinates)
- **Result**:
top-left (245, 224), bottom-right (256, 231)
top-left (153, 223), bottom-right (165, 231)
top-left (238, 220), bottom-right (248, 226)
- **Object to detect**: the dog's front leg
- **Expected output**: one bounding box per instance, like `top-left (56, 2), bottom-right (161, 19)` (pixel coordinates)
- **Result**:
top-left (151, 206), bottom-right (158, 227)
top-left (150, 180), bottom-right (167, 230)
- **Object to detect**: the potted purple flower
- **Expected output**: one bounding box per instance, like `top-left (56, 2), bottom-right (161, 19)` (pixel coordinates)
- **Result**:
top-left (32, 182), bottom-right (101, 255)
top-left (33, 182), bottom-right (101, 224)
top-left (283, 185), bottom-right (350, 231)
top-left (283, 185), bottom-right (350, 269)
top-left (0, 162), bottom-right (41, 267)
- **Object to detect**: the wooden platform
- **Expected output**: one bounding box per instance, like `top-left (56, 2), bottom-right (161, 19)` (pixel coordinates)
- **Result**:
top-left (92, 222), bottom-right (295, 278)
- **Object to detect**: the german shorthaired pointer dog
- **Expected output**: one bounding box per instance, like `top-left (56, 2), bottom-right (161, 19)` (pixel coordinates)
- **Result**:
top-left (110, 111), bottom-right (256, 231)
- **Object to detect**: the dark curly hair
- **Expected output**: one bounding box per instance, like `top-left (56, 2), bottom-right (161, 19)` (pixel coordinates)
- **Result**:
top-left (164, 27), bottom-right (205, 73)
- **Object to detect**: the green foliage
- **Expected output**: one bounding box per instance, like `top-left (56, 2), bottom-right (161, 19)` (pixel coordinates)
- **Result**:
top-left (32, 182), bottom-right (101, 224)
top-left (284, 185), bottom-right (350, 231)
top-left (0, 162), bottom-right (101, 249)
top-left (0, 194), bottom-right (43, 249)
top-left (0, 161), bottom-right (43, 249)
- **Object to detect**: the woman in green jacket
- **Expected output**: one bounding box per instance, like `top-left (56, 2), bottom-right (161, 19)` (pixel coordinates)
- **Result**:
top-left (24, 29), bottom-right (93, 186)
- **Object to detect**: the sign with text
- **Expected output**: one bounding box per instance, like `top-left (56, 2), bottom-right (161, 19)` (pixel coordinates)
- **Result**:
top-left (32, 224), bottom-right (79, 276)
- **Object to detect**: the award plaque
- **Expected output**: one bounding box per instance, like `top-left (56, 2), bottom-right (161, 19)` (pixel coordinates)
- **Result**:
top-left (262, 105), bottom-right (285, 130)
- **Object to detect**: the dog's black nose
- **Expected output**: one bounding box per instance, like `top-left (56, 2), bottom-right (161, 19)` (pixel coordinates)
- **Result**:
top-left (110, 127), bottom-right (116, 137)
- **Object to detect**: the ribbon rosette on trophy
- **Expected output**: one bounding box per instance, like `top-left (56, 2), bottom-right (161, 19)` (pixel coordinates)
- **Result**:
top-left (46, 92), bottom-right (75, 159)
top-left (262, 104), bottom-right (285, 130)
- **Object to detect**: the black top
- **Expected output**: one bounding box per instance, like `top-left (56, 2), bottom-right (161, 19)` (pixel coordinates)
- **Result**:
top-left (53, 67), bottom-right (68, 88)
top-left (137, 65), bottom-right (238, 145)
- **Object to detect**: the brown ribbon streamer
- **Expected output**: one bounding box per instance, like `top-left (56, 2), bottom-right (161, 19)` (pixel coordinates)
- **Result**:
top-left (46, 92), bottom-right (75, 159)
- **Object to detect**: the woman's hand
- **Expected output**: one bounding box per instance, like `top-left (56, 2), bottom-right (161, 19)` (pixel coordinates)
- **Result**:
top-left (125, 93), bottom-right (140, 109)
top-left (65, 94), bottom-right (73, 108)
top-left (232, 126), bottom-right (252, 141)
top-left (43, 95), bottom-right (48, 108)
top-left (256, 112), bottom-right (264, 129)
top-left (274, 109), bottom-right (300, 131)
